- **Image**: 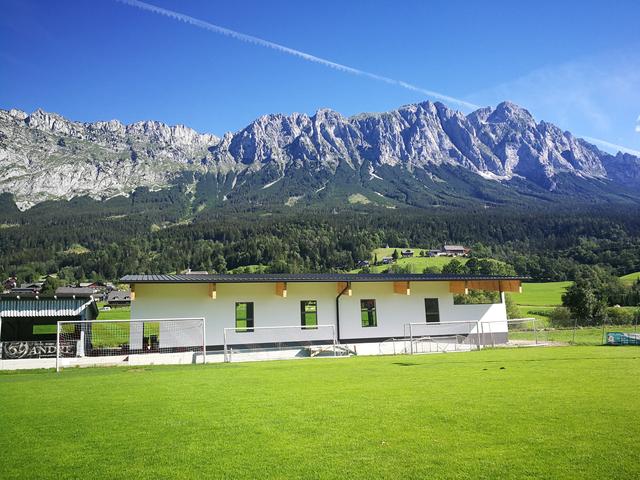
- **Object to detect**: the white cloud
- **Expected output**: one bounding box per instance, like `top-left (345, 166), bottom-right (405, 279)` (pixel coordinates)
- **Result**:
top-left (469, 49), bottom-right (640, 155)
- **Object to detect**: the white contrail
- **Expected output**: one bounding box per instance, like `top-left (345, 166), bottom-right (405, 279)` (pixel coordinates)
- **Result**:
top-left (581, 136), bottom-right (640, 157)
top-left (115, 0), bottom-right (480, 111)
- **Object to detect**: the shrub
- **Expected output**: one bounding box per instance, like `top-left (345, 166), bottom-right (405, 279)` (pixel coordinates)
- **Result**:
top-left (505, 294), bottom-right (520, 319)
top-left (605, 307), bottom-right (638, 326)
top-left (548, 307), bottom-right (573, 327)
top-left (454, 289), bottom-right (500, 305)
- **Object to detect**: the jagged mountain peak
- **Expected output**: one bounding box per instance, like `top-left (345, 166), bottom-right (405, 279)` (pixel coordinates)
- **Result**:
top-left (1, 101), bottom-right (639, 210)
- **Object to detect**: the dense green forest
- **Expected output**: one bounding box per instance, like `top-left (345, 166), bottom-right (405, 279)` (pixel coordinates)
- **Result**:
top-left (1, 189), bottom-right (640, 284)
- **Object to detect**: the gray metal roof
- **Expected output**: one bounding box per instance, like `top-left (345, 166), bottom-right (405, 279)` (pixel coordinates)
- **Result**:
top-left (0, 297), bottom-right (98, 318)
top-left (121, 273), bottom-right (528, 284)
top-left (107, 290), bottom-right (131, 301)
top-left (55, 287), bottom-right (96, 296)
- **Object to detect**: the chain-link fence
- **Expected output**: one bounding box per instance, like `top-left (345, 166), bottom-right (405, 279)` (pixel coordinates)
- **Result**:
top-left (503, 314), bottom-right (639, 346)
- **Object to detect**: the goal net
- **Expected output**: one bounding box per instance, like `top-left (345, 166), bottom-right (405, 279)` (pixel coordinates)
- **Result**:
top-left (56, 317), bottom-right (205, 371)
top-left (223, 324), bottom-right (340, 363)
top-left (406, 321), bottom-right (482, 354)
top-left (479, 318), bottom-right (543, 347)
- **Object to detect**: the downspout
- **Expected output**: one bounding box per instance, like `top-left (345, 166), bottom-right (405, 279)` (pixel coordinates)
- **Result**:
top-left (335, 282), bottom-right (350, 343)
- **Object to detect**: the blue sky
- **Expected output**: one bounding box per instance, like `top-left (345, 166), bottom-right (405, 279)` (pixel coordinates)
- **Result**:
top-left (1, 0), bottom-right (639, 154)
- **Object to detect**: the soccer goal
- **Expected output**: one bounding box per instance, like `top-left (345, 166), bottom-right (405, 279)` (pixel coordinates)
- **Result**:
top-left (405, 321), bottom-right (482, 354)
top-left (479, 318), bottom-right (542, 347)
top-left (223, 324), bottom-right (340, 363)
top-left (56, 317), bottom-right (206, 372)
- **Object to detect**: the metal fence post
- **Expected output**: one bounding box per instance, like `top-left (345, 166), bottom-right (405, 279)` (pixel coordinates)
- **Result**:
top-left (409, 324), bottom-right (414, 355)
top-left (533, 318), bottom-right (538, 345)
top-left (332, 325), bottom-right (337, 357)
top-left (223, 328), bottom-right (228, 363)
top-left (56, 321), bottom-right (61, 373)
top-left (202, 318), bottom-right (207, 365)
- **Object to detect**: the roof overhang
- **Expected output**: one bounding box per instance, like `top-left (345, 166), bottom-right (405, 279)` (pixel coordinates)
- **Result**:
top-left (121, 273), bottom-right (529, 285)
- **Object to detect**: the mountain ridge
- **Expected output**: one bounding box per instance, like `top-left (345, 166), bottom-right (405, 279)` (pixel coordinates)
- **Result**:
top-left (1, 101), bottom-right (638, 210)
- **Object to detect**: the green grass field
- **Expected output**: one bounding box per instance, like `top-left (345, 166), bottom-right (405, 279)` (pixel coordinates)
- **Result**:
top-left (621, 271), bottom-right (640, 285)
top-left (1, 347), bottom-right (639, 479)
top-left (96, 303), bottom-right (131, 321)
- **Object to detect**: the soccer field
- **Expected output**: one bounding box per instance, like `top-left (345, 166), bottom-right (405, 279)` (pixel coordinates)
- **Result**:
top-left (1, 347), bottom-right (639, 479)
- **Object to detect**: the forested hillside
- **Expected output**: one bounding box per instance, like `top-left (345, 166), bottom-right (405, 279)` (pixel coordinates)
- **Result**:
top-left (1, 189), bottom-right (639, 284)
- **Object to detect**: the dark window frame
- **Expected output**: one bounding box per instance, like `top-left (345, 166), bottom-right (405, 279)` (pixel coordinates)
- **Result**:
top-left (425, 298), bottom-right (440, 323)
top-left (360, 299), bottom-right (378, 328)
top-left (235, 302), bottom-right (254, 333)
top-left (300, 300), bottom-right (318, 329)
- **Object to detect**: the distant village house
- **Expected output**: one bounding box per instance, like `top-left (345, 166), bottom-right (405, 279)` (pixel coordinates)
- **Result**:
top-left (107, 290), bottom-right (132, 307)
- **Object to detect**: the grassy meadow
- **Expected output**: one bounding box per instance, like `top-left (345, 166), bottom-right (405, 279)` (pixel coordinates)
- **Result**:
top-left (1, 347), bottom-right (639, 479)
top-left (350, 247), bottom-right (467, 273)
top-left (516, 281), bottom-right (572, 306)
top-left (514, 273), bottom-right (639, 323)
top-left (96, 303), bottom-right (131, 321)
top-left (621, 271), bottom-right (640, 285)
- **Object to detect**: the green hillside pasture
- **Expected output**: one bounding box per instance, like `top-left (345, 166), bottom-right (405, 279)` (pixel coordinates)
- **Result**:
top-left (620, 271), bottom-right (640, 285)
top-left (1, 347), bottom-right (639, 479)
top-left (360, 256), bottom-right (466, 273)
top-left (517, 281), bottom-right (571, 306)
top-left (371, 247), bottom-right (466, 260)
top-left (353, 248), bottom-right (468, 273)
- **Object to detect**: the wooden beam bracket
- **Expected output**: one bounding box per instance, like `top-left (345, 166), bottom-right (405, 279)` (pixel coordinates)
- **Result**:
top-left (449, 281), bottom-right (468, 295)
top-left (393, 281), bottom-right (411, 295)
top-left (276, 282), bottom-right (288, 298)
top-left (337, 282), bottom-right (352, 296)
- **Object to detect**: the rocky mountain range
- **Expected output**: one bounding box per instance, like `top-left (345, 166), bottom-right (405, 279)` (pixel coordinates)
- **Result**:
top-left (1, 101), bottom-right (639, 210)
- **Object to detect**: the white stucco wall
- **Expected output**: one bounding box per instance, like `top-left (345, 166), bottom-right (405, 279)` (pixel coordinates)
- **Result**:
top-left (131, 281), bottom-right (508, 347)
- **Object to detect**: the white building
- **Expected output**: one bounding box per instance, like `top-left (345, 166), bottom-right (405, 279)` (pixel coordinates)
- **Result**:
top-left (121, 273), bottom-right (523, 351)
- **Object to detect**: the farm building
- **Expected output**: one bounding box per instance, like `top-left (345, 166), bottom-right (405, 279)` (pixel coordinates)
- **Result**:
top-left (442, 245), bottom-right (469, 256)
top-left (121, 273), bottom-right (524, 351)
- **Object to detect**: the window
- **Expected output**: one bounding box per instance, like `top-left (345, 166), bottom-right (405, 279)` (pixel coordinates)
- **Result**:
top-left (360, 299), bottom-right (377, 327)
top-left (425, 298), bottom-right (440, 323)
top-left (300, 300), bottom-right (318, 329)
top-left (235, 302), bottom-right (254, 332)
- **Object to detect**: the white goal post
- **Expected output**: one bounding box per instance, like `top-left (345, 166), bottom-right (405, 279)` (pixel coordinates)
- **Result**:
top-left (405, 321), bottom-right (483, 353)
top-left (223, 324), bottom-right (338, 363)
top-left (56, 317), bottom-right (206, 372)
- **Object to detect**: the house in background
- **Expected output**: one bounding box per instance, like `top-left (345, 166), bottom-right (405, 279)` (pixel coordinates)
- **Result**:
top-left (401, 250), bottom-right (414, 258)
top-left (55, 287), bottom-right (98, 298)
top-left (441, 245), bottom-right (470, 257)
top-left (11, 282), bottom-right (44, 295)
top-left (107, 290), bottom-right (132, 307)
top-left (2, 277), bottom-right (17, 293)
top-left (121, 273), bottom-right (524, 350)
